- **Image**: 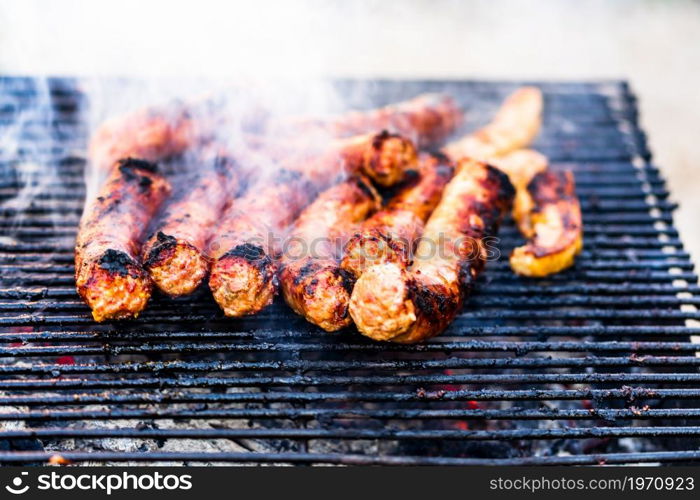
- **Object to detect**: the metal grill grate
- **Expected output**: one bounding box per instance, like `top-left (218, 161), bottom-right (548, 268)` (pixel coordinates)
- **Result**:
top-left (1, 78), bottom-right (699, 465)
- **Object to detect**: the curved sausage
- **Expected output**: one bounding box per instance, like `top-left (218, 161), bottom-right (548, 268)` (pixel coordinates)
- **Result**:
top-left (509, 170), bottom-right (583, 277)
top-left (441, 88), bottom-right (582, 277)
top-left (488, 149), bottom-right (549, 236)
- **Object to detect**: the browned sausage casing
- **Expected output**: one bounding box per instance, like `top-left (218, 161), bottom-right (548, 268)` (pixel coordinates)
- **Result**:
top-left (283, 93), bottom-right (462, 148)
top-left (488, 150), bottom-right (549, 232)
top-left (280, 131), bottom-right (417, 188)
top-left (208, 171), bottom-right (314, 317)
top-left (279, 176), bottom-right (381, 332)
top-left (88, 104), bottom-right (196, 173)
top-left (510, 170), bottom-right (583, 277)
top-left (208, 132), bottom-right (416, 318)
top-left (340, 152), bottom-right (454, 278)
top-left (349, 159), bottom-right (514, 343)
top-left (443, 87), bottom-right (542, 161)
top-left (244, 131), bottom-right (418, 188)
top-left (75, 158), bottom-right (171, 322)
top-left (334, 131), bottom-right (418, 187)
top-left (485, 150), bottom-right (583, 277)
top-left (441, 88), bottom-right (582, 277)
top-left (142, 156), bottom-right (239, 297)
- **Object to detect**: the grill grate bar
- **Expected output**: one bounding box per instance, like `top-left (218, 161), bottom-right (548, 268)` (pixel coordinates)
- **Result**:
top-left (3, 388), bottom-right (698, 405)
top-left (3, 372), bottom-right (700, 391)
top-left (2, 281), bottom-right (696, 300)
top-left (3, 295), bottom-right (700, 315)
top-left (3, 427), bottom-right (700, 441)
top-left (0, 450), bottom-right (698, 466)
top-left (4, 304), bottom-right (700, 326)
top-left (2, 355), bottom-right (700, 376)
top-left (1, 339), bottom-right (700, 357)
top-left (1, 325), bottom-right (699, 343)
top-left (1, 256), bottom-right (694, 274)
top-left (4, 408), bottom-right (700, 421)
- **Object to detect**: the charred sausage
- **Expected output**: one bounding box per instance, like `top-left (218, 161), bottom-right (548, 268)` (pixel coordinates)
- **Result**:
top-left (340, 152), bottom-right (454, 278)
top-left (489, 149), bottom-right (549, 236)
top-left (141, 155), bottom-right (239, 297)
top-left (349, 159), bottom-right (514, 343)
top-left (279, 176), bottom-right (381, 332)
top-left (334, 131), bottom-right (418, 187)
top-left (75, 158), bottom-right (171, 322)
top-left (208, 170), bottom-right (313, 317)
top-left (273, 131), bottom-right (418, 188)
top-left (88, 103), bottom-right (196, 174)
top-left (441, 88), bottom-right (582, 277)
top-left (509, 170), bottom-right (583, 277)
top-left (208, 132), bottom-right (416, 318)
top-left (489, 150), bottom-right (583, 276)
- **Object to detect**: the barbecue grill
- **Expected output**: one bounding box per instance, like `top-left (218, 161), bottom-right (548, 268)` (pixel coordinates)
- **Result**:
top-left (1, 77), bottom-right (699, 465)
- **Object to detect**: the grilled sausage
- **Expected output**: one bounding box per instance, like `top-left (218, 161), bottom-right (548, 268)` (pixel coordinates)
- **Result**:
top-left (88, 103), bottom-right (196, 173)
top-left (443, 87), bottom-right (542, 161)
top-left (441, 88), bottom-right (582, 277)
top-left (488, 150), bottom-right (583, 276)
top-left (489, 149), bottom-right (549, 236)
top-left (441, 89), bottom-right (544, 237)
top-left (208, 170), bottom-right (313, 317)
top-left (208, 132), bottom-right (417, 318)
top-left (335, 131), bottom-right (418, 187)
top-left (282, 93), bottom-right (462, 148)
top-left (338, 90), bottom-right (539, 322)
top-left (262, 131), bottom-right (418, 188)
top-left (142, 155), bottom-right (239, 297)
top-left (75, 158), bottom-right (171, 322)
top-left (349, 159), bottom-right (514, 343)
top-left (279, 176), bottom-right (381, 332)
top-left (340, 152), bottom-right (454, 278)
top-left (243, 130), bottom-right (418, 186)
top-left (509, 170), bottom-right (583, 277)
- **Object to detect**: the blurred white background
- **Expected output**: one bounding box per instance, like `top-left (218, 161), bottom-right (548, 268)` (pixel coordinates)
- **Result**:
top-left (0, 0), bottom-right (698, 259)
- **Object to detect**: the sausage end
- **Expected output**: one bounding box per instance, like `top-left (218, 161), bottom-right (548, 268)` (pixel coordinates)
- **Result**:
top-left (143, 233), bottom-right (209, 296)
top-left (363, 131), bottom-right (418, 187)
top-left (209, 244), bottom-right (277, 317)
top-left (76, 250), bottom-right (152, 322)
top-left (349, 262), bottom-right (416, 341)
top-left (281, 260), bottom-right (354, 332)
top-left (340, 230), bottom-right (411, 279)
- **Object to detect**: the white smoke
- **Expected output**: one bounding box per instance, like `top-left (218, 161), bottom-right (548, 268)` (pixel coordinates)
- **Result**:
top-left (1, 0), bottom-right (699, 256)
top-left (0, 77), bottom-right (59, 236)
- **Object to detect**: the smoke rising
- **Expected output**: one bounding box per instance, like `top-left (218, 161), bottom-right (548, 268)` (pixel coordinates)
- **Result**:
top-left (0, 77), bottom-right (61, 238)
